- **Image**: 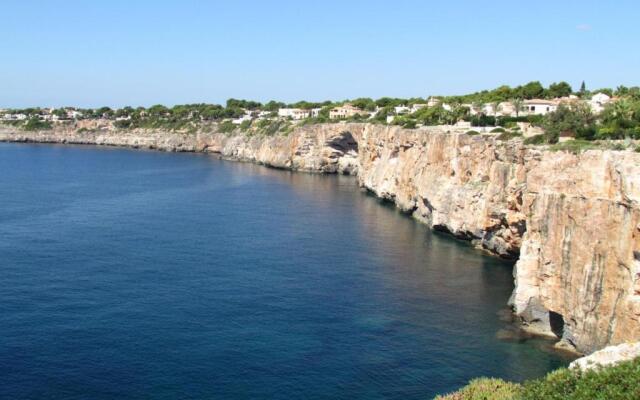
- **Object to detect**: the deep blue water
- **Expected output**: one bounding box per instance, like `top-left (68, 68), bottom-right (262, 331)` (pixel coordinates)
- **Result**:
top-left (0, 143), bottom-right (571, 399)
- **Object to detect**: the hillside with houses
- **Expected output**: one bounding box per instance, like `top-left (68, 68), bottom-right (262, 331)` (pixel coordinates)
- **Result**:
top-left (2, 81), bottom-right (639, 147)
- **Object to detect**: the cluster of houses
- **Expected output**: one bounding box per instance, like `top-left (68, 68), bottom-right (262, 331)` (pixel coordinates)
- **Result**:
top-left (272, 92), bottom-right (615, 125)
top-left (389, 92), bottom-right (614, 120)
top-left (275, 103), bottom-right (367, 121)
top-left (0, 93), bottom-right (616, 127)
top-left (0, 108), bottom-right (83, 122)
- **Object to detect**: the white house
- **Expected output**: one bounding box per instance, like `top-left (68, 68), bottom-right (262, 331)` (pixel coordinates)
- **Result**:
top-left (310, 108), bottom-right (322, 118)
top-left (410, 103), bottom-right (427, 113)
top-left (589, 93), bottom-right (612, 114)
top-left (278, 108), bottom-right (310, 120)
top-left (232, 114), bottom-right (253, 124)
top-left (257, 110), bottom-right (273, 119)
top-left (67, 110), bottom-right (83, 119)
top-left (394, 105), bottom-right (411, 115)
top-left (427, 97), bottom-right (441, 107)
top-left (329, 104), bottom-right (367, 119)
top-left (2, 113), bottom-right (27, 121)
top-left (523, 99), bottom-right (558, 116)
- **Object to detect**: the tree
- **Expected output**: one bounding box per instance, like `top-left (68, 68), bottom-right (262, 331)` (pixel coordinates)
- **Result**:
top-left (351, 98), bottom-right (376, 111)
top-left (546, 81), bottom-right (573, 98)
top-left (542, 103), bottom-right (595, 142)
top-left (263, 100), bottom-right (285, 112)
top-left (492, 101), bottom-right (501, 124)
top-left (512, 98), bottom-right (524, 117)
top-left (522, 81), bottom-right (545, 99)
top-left (579, 81), bottom-right (587, 97)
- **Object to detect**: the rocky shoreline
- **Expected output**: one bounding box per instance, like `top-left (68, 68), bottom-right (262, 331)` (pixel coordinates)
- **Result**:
top-left (2, 122), bottom-right (639, 355)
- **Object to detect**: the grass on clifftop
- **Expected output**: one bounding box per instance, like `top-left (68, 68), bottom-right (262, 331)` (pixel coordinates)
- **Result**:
top-left (435, 357), bottom-right (640, 400)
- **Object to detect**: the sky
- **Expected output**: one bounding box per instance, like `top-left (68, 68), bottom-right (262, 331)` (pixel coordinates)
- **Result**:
top-left (1, 0), bottom-right (639, 108)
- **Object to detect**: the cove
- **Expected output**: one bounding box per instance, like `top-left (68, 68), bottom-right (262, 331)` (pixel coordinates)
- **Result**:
top-left (0, 143), bottom-right (571, 399)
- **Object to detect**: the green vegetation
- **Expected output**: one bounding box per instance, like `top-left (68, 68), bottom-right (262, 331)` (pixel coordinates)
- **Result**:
top-left (435, 378), bottom-right (520, 400)
top-left (23, 118), bottom-right (52, 131)
top-left (3, 83), bottom-right (640, 143)
top-left (435, 357), bottom-right (640, 400)
top-left (496, 131), bottom-right (522, 141)
top-left (548, 140), bottom-right (599, 154)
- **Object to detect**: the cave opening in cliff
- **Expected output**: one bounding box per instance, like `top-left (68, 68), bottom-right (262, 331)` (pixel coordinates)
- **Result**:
top-left (549, 311), bottom-right (565, 338)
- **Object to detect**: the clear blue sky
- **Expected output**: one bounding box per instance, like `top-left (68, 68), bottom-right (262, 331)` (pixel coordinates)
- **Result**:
top-left (2, 0), bottom-right (639, 108)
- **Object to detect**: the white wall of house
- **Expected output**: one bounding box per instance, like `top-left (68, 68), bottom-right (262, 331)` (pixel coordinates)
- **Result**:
top-left (523, 100), bottom-right (558, 116)
top-left (589, 93), bottom-right (612, 114)
top-left (278, 108), bottom-right (310, 120)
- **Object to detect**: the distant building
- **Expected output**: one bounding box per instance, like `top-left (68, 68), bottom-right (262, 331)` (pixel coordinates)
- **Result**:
top-left (394, 105), bottom-right (411, 115)
top-left (589, 93), bottom-right (612, 114)
top-left (67, 110), bottom-right (83, 119)
top-left (257, 110), bottom-right (273, 119)
top-left (278, 108), bottom-right (310, 120)
top-left (329, 104), bottom-right (366, 119)
top-left (232, 114), bottom-right (252, 124)
top-left (2, 113), bottom-right (27, 121)
top-left (410, 103), bottom-right (427, 113)
top-left (310, 108), bottom-right (322, 118)
top-left (427, 97), bottom-right (441, 107)
top-left (523, 99), bottom-right (558, 116)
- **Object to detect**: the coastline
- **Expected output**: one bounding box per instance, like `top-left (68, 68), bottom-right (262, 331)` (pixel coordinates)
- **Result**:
top-left (2, 122), bottom-right (639, 356)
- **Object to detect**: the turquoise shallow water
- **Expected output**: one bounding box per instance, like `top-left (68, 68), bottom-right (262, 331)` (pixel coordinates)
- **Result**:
top-left (0, 143), bottom-right (570, 399)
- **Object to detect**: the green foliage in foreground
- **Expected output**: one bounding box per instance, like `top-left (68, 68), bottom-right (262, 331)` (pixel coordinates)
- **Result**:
top-left (435, 378), bottom-right (520, 400)
top-left (435, 357), bottom-right (640, 400)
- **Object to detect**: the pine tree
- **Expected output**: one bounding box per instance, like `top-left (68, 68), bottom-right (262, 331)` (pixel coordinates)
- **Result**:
top-left (579, 81), bottom-right (587, 97)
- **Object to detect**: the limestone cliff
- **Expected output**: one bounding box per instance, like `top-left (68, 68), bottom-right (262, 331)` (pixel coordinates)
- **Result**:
top-left (1, 122), bottom-right (638, 354)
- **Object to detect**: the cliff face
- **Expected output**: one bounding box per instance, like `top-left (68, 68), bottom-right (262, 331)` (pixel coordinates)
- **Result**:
top-left (353, 124), bottom-right (640, 354)
top-left (1, 123), bottom-right (639, 354)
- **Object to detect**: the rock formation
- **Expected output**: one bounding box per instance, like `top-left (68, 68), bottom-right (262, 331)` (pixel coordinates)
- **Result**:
top-left (1, 122), bottom-right (639, 354)
top-left (570, 342), bottom-right (640, 370)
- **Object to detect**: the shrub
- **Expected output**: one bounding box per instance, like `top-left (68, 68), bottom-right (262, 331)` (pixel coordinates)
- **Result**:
top-left (523, 134), bottom-right (547, 145)
top-left (466, 130), bottom-right (480, 136)
top-left (239, 119), bottom-right (252, 131)
top-left (496, 131), bottom-right (522, 141)
top-left (549, 139), bottom-right (598, 154)
top-left (520, 357), bottom-right (640, 400)
top-left (491, 127), bottom-right (506, 133)
top-left (435, 378), bottom-right (521, 400)
top-left (435, 357), bottom-right (640, 400)
top-left (218, 121), bottom-right (236, 134)
top-left (23, 118), bottom-right (52, 131)
top-left (403, 119), bottom-right (417, 129)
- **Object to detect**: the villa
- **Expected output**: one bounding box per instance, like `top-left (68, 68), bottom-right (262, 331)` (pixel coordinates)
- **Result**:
top-left (523, 99), bottom-right (558, 115)
top-left (589, 92), bottom-right (612, 114)
top-left (278, 108), bottom-right (310, 120)
top-left (394, 105), bottom-right (411, 115)
top-left (410, 103), bottom-right (427, 113)
top-left (329, 104), bottom-right (367, 119)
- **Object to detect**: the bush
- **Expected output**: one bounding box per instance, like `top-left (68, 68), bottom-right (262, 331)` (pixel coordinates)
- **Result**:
top-left (403, 119), bottom-right (417, 129)
top-left (491, 127), bottom-right (506, 133)
top-left (218, 121), bottom-right (236, 134)
top-left (549, 139), bottom-right (598, 154)
top-left (23, 118), bottom-right (52, 131)
top-left (466, 130), bottom-right (480, 136)
top-left (523, 134), bottom-right (547, 145)
top-left (435, 378), bottom-right (521, 400)
top-left (520, 357), bottom-right (640, 400)
top-left (435, 357), bottom-right (640, 400)
top-left (496, 131), bottom-right (522, 141)
top-left (239, 119), bottom-right (252, 131)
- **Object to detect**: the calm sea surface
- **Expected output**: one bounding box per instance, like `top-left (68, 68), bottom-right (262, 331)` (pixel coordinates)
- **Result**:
top-left (0, 143), bottom-right (570, 399)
